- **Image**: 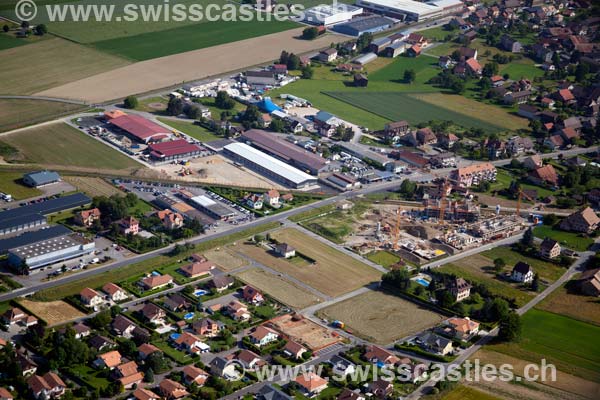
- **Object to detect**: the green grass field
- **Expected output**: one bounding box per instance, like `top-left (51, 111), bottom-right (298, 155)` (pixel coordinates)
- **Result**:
top-left (157, 118), bottom-right (221, 142)
top-left (325, 91), bottom-right (513, 133)
top-left (0, 98), bottom-right (87, 133)
top-left (533, 225), bottom-right (594, 252)
top-left (491, 309), bottom-right (600, 381)
top-left (481, 246), bottom-right (566, 282)
top-left (366, 250), bottom-right (401, 268)
top-left (0, 32), bottom-right (27, 50)
top-left (0, 171), bottom-right (42, 200)
top-left (1, 122), bottom-right (141, 170)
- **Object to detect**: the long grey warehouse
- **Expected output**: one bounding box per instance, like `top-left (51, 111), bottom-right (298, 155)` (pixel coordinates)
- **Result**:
top-left (223, 143), bottom-right (318, 189)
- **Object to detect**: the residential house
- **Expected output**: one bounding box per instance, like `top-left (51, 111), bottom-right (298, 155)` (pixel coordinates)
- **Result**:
top-left (574, 268), bottom-right (600, 297)
top-left (210, 275), bottom-right (235, 292)
top-left (439, 55), bottom-right (453, 69)
top-left (157, 209), bottom-right (184, 230)
top-left (368, 379), bottom-right (394, 398)
top-left (407, 45), bottom-right (422, 57)
top-left (174, 332), bottom-right (209, 355)
top-left (163, 293), bottom-right (192, 312)
top-left (244, 194), bottom-right (263, 210)
top-left (17, 352), bottom-right (38, 376)
top-left (337, 388), bottom-right (365, 400)
top-left (141, 303), bottom-right (166, 324)
top-left (363, 345), bottom-right (400, 366)
top-left (180, 260), bottom-right (215, 278)
top-left (544, 134), bottom-right (565, 150)
top-left (1, 307), bottom-right (27, 326)
top-left (74, 208), bottom-right (100, 227)
top-left (449, 277), bottom-right (472, 301)
top-left (112, 315), bottom-right (136, 338)
top-left (528, 164), bottom-right (559, 187)
top-left (193, 318), bottom-right (224, 337)
top-left (275, 243), bottom-right (296, 258)
top-left (138, 343), bottom-right (161, 360)
top-left (237, 349), bottom-right (264, 369)
top-left (439, 317), bottom-right (480, 340)
top-left (119, 216), bottom-right (139, 235)
top-left (328, 355), bottom-right (356, 377)
top-left (353, 73), bottom-right (368, 87)
top-left (416, 127), bottom-right (437, 146)
top-left (102, 283), bottom-right (128, 302)
top-left (94, 350), bottom-right (122, 369)
top-left (540, 238), bottom-right (561, 259)
top-left (559, 127), bottom-right (579, 144)
top-left (523, 155), bottom-right (543, 170)
top-left (27, 373), bottom-right (66, 400)
top-left (429, 153), bottom-right (457, 169)
top-left (264, 189), bottom-right (280, 206)
top-left (559, 207), bottom-right (600, 234)
top-left (80, 288), bottom-right (103, 308)
top-left (159, 379), bottom-right (189, 400)
top-left (416, 332), bottom-right (453, 355)
top-left (451, 163), bottom-right (497, 188)
top-left (71, 323), bottom-right (91, 339)
top-left (500, 34), bottom-right (522, 52)
top-left (294, 373), bottom-right (328, 398)
top-left (554, 88), bottom-right (576, 104)
top-left (210, 356), bottom-right (237, 378)
top-left (458, 46), bottom-right (478, 60)
top-left (256, 385), bottom-right (294, 400)
top-left (225, 300), bottom-right (251, 321)
top-left (383, 120), bottom-right (409, 141)
top-left (490, 75), bottom-right (504, 87)
top-left (115, 361), bottom-right (144, 389)
top-left (140, 274), bottom-right (173, 290)
top-left (318, 48), bottom-right (338, 62)
top-left (517, 104), bottom-right (540, 120)
top-left (405, 33), bottom-right (427, 46)
top-left (507, 136), bottom-right (534, 155)
top-left (183, 365), bottom-right (209, 386)
top-left (503, 90), bottom-right (531, 104)
top-left (132, 388), bottom-right (161, 400)
top-left (0, 388), bottom-right (13, 400)
top-left (283, 340), bottom-right (307, 360)
top-left (243, 285), bottom-right (264, 304)
top-left (249, 325), bottom-right (280, 347)
top-left (511, 262), bottom-right (534, 283)
top-left (436, 133), bottom-right (459, 150)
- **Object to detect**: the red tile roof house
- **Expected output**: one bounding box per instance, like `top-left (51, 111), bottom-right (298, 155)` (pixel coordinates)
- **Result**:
top-left (141, 274), bottom-right (173, 291)
top-left (74, 208), bottom-right (101, 227)
top-left (179, 260), bottom-right (216, 278)
top-left (528, 164), bottom-right (559, 187)
top-left (160, 378), bottom-right (189, 399)
top-left (112, 315), bottom-right (136, 338)
top-left (109, 114), bottom-right (172, 144)
top-left (264, 189), bottom-right (280, 207)
top-left (225, 300), bottom-right (251, 321)
top-left (138, 343), bottom-right (161, 360)
top-left (441, 317), bottom-right (480, 341)
top-left (157, 209), bottom-right (184, 230)
top-left (183, 365), bottom-right (209, 386)
top-left (210, 275), bottom-right (235, 292)
top-left (559, 207), bottom-right (600, 234)
top-left (192, 318), bottom-right (225, 338)
top-left (242, 285), bottom-right (264, 304)
top-left (236, 349), bottom-right (265, 370)
top-left (119, 216), bottom-right (140, 235)
top-left (283, 340), bottom-right (308, 360)
top-left (27, 372), bottom-right (66, 400)
top-left (249, 325), bottom-right (280, 347)
top-left (102, 282), bottom-right (129, 302)
top-left (93, 350), bottom-right (122, 369)
top-left (0, 387), bottom-right (13, 400)
top-left (80, 287), bottom-right (104, 308)
top-left (1, 307), bottom-right (27, 326)
top-left (174, 332), bottom-right (209, 354)
top-left (114, 361), bottom-right (144, 389)
top-left (132, 388), bottom-right (161, 400)
top-left (141, 303), bottom-right (167, 324)
top-left (363, 345), bottom-right (401, 366)
top-left (294, 372), bottom-right (328, 397)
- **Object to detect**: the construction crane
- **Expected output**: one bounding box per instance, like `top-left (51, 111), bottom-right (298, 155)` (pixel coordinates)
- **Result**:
top-left (393, 208), bottom-right (402, 250)
top-left (431, 174), bottom-right (461, 224)
top-left (516, 187), bottom-right (535, 216)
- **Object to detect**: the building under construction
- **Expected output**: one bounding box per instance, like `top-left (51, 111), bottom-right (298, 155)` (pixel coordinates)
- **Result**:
top-left (466, 215), bottom-right (524, 240)
top-left (423, 199), bottom-right (480, 222)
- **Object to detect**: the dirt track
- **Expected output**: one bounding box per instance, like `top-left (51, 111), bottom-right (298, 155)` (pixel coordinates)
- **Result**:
top-left (36, 28), bottom-right (346, 103)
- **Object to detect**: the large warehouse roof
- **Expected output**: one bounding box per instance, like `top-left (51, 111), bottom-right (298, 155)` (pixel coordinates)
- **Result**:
top-left (0, 225), bottom-right (72, 254)
top-left (224, 143), bottom-right (315, 185)
top-left (109, 114), bottom-right (171, 141)
top-left (148, 139), bottom-right (203, 158)
top-left (360, 0), bottom-right (439, 13)
top-left (241, 129), bottom-right (326, 172)
top-left (0, 193), bottom-right (91, 222)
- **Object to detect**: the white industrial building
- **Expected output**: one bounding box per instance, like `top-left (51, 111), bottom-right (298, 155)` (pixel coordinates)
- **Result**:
top-left (356, 0), bottom-right (463, 22)
top-left (303, 4), bottom-right (364, 26)
top-left (188, 195), bottom-right (236, 220)
top-left (8, 233), bottom-right (95, 270)
top-left (223, 143), bottom-right (318, 189)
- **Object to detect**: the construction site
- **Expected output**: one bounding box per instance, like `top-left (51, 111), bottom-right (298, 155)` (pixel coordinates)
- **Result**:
top-left (304, 180), bottom-right (527, 267)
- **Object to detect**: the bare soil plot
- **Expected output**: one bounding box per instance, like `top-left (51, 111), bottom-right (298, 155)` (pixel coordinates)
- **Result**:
top-left (317, 290), bottom-right (444, 344)
top-left (240, 231), bottom-right (381, 297)
top-left (268, 313), bottom-right (341, 351)
top-left (204, 248), bottom-right (247, 272)
top-left (236, 268), bottom-right (322, 309)
top-left (63, 176), bottom-right (124, 198)
top-left (470, 349), bottom-right (600, 400)
top-left (536, 284), bottom-right (600, 327)
top-left (18, 299), bottom-right (86, 326)
top-left (0, 38), bottom-right (129, 95)
top-left (37, 29), bottom-right (345, 103)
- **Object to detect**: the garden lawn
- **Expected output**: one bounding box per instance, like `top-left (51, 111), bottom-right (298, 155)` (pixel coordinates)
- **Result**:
top-left (533, 225), bottom-right (594, 252)
top-left (157, 118), bottom-right (221, 142)
top-left (489, 309), bottom-right (600, 382)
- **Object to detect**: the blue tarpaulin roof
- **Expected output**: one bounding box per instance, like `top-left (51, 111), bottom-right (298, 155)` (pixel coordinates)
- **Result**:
top-left (257, 98), bottom-right (282, 113)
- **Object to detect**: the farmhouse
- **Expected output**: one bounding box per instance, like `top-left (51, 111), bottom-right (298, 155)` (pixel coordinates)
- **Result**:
top-left (22, 171), bottom-right (61, 188)
top-left (223, 143), bottom-right (318, 189)
top-left (511, 262), bottom-right (534, 283)
top-left (148, 139), bottom-right (207, 162)
top-left (559, 207), bottom-right (600, 234)
top-left (109, 114), bottom-right (172, 143)
top-left (574, 268), bottom-right (600, 297)
top-left (318, 48), bottom-right (338, 63)
top-left (275, 243), bottom-right (296, 258)
top-left (528, 164), bottom-right (559, 187)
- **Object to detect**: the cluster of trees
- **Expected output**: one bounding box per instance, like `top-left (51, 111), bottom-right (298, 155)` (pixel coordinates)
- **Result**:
top-left (215, 91), bottom-right (236, 110)
top-left (123, 95), bottom-right (138, 109)
top-left (301, 26), bottom-right (320, 40)
top-left (166, 96), bottom-right (204, 119)
top-left (430, 70), bottom-right (466, 94)
top-left (332, 125), bottom-right (354, 142)
top-left (403, 69), bottom-right (416, 84)
top-left (279, 51), bottom-right (301, 70)
top-left (92, 193), bottom-right (138, 228)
